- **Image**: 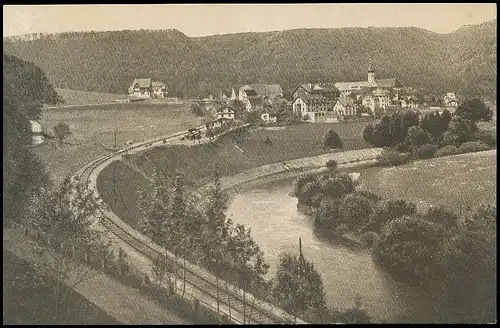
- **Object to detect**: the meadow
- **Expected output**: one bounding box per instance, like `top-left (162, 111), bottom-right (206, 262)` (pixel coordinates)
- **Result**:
top-left (357, 150), bottom-right (497, 215)
top-left (97, 121), bottom-right (372, 227)
top-left (52, 88), bottom-right (131, 106)
top-left (35, 101), bottom-right (201, 186)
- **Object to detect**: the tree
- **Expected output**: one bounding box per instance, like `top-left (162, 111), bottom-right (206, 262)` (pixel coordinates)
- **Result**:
top-left (455, 99), bottom-right (493, 123)
top-left (323, 130), bottom-right (343, 149)
top-left (53, 122), bottom-right (72, 145)
top-left (167, 174), bottom-right (187, 294)
top-left (245, 111), bottom-right (261, 124)
top-left (203, 167), bottom-right (232, 314)
top-left (325, 159), bottom-right (338, 171)
top-left (405, 126), bottom-right (431, 147)
top-left (293, 173), bottom-right (318, 198)
top-left (338, 194), bottom-right (374, 230)
top-left (319, 174), bottom-right (355, 200)
top-left (205, 128), bottom-right (215, 141)
top-left (138, 170), bottom-right (172, 288)
top-left (440, 109), bottom-right (452, 131)
top-left (373, 216), bottom-right (446, 283)
top-left (190, 103), bottom-right (204, 117)
top-left (227, 224), bottom-right (269, 323)
top-left (442, 116), bottom-right (479, 146)
top-left (365, 199), bottom-right (416, 233)
top-left (28, 177), bottom-right (111, 320)
top-left (272, 250), bottom-right (327, 322)
top-left (4, 54), bottom-right (57, 223)
top-left (298, 181), bottom-right (322, 206)
top-left (138, 170), bottom-right (170, 244)
top-left (314, 199), bottom-right (341, 231)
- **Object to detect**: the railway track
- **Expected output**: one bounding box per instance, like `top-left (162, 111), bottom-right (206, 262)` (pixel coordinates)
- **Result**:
top-left (75, 129), bottom-right (293, 324)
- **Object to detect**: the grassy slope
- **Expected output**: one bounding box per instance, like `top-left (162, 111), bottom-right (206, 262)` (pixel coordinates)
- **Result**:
top-left (358, 150), bottom-right (497, 214)
top-left (34, 102), bottom-right (201, 186)
top-left (3, 249), bottom-right (120, 325)
top-left (98, 122), bottom-right (371, 227)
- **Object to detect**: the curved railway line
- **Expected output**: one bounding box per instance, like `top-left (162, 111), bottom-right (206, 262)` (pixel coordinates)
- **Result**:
top-left (75, 129), bottom-right (297, 325)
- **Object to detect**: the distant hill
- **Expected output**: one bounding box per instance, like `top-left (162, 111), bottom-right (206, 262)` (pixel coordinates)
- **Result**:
top-left (3, 19), bottom-right (497, 101)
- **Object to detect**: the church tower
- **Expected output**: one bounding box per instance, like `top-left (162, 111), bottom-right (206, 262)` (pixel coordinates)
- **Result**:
top-left (368, 61), bottom-right (375, 84)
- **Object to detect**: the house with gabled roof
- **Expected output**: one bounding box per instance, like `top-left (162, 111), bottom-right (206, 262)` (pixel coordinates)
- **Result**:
top-left (291, 83), bottom-right (339, 123)
top-left (333, 97), bottom-right (357, 118)
top-left (128, 78), bottom-right (167, 98)
top-left (261, 109), bottom-right (278, 124)
top-left (216, 106), bottom-right (235, 120)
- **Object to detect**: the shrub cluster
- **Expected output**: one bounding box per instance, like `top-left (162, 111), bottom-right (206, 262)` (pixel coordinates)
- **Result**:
top-left (376, 149), bottom-right (411, 166)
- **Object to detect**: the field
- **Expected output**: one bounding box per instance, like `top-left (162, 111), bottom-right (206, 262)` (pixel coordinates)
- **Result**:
top-left (357, 150), bottom-right (497, 214)
top-left (53, 88), bottom-right (131, 106)
top-left (97, 121), bottom-right (371, 227)
top-left (34, 102), bottom-right (201, 186)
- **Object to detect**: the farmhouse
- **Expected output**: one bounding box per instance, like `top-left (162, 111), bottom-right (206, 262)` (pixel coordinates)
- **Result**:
top-left (246, 97), bottom-right (264, 111)
top-left (444, 92), bottom-right (458, 107)
top-left (261, 110), bottom-right (278, 124)
top-left (239, 84), bottom-right (283, 102)
top-left (333, 97), bottom-right (357, 118)
top-left (128, 78), bottom-right (167, 98)
top-left (216, 106), bottom-right (235, 120)
top-left (334, 62), bottom-right (403, 94)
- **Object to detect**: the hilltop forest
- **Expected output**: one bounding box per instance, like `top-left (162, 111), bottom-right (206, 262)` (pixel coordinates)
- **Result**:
top-left (3, 19), bottom-right (496, 101)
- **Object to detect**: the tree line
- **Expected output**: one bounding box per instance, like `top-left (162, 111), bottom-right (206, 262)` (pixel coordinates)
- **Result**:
top-left (3, 22), bottom-right (496, 101)
top-left (363, 99), bottom-right (495, 166)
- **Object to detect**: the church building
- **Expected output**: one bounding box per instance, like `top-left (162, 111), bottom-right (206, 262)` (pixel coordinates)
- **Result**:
top-left (334, 62), bottom-right (403, 94)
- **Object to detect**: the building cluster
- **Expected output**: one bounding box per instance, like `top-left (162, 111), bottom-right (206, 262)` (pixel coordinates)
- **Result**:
top-left (127, 78), bottom-right (167, 99)
top-left (128, 62), bottom-right (461, 125)
top-left (291, 63), bottom-right (408, 122)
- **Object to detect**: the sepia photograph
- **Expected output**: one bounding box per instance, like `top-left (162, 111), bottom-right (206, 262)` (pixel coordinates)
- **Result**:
top-left (3, 3), bottom-right (497, 324)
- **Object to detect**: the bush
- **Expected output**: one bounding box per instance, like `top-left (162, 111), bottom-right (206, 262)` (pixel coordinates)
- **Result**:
top-left (264, 136), bottom-right (272, 145)
top-left (376, 149), bottom-right (411, 167)
top-left (435, 145), bottom-right (460, 157)
top-left (324, 130), bottom-right (343, 149)
top-left (413, 143), bottom-right (438, 159)
top-left (190, 103), bottom-right (204, 117)
top-left (212, 126), bottom-right (225, 136)
top-left (325, 159), bottom-right (338, 171)
top-left (459, 141), bottom-right (490, 154)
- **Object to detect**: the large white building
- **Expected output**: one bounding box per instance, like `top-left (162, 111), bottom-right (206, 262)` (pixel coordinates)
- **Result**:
top-left (334, 63), bottom-right (403, 94)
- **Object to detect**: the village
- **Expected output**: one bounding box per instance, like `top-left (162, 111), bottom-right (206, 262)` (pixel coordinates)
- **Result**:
top-left (126, 62), bottom-right (462, 128)
top-left (5, 4), bottom-right (496, 327)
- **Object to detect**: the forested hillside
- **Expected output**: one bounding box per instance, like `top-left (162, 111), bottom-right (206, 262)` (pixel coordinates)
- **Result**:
top-left (3, 19), bottom-right (496, 100)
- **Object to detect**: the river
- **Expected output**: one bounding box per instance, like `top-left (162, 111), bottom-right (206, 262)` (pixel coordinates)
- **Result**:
top-left (226, 177), bottom-right (464, 323)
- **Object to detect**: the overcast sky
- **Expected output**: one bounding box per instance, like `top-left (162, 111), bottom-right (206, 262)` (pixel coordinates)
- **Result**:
top-left (3, 4), bottom-right (497, 37)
